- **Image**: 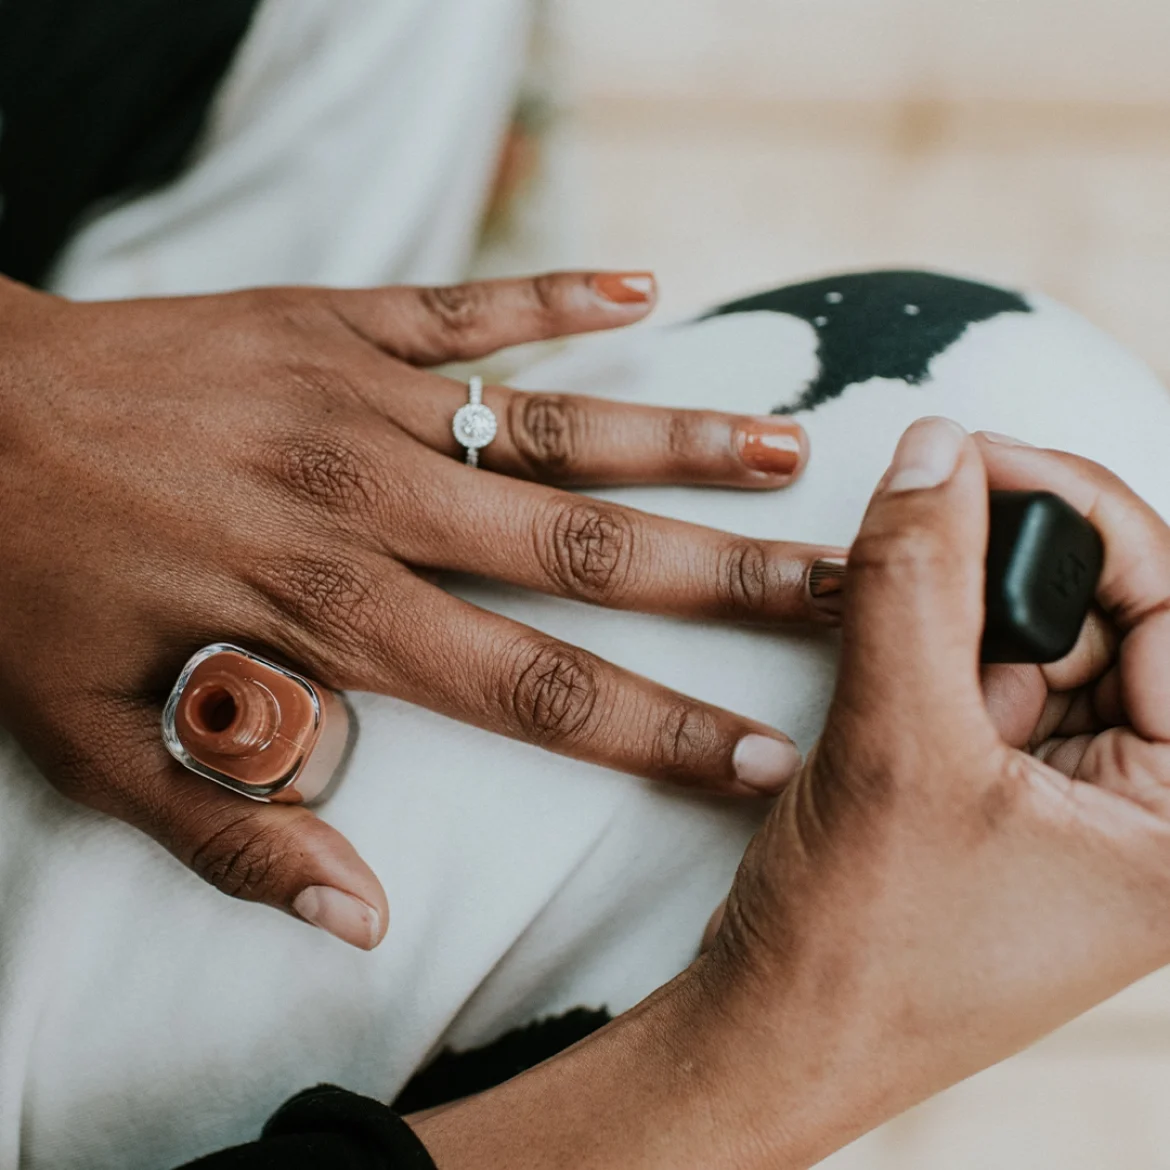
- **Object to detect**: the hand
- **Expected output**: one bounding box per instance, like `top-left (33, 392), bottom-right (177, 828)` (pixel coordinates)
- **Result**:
top-left (413, 419), bottom-right (1170, 1168)
top-left (701, 418), bottom-right (1170, 1164)
top-left (0, 271), bottom-right (837, 948)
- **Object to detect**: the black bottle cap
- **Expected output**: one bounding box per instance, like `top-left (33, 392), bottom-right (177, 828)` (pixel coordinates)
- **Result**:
top-left (982, 491), bottom-right (1104, 664)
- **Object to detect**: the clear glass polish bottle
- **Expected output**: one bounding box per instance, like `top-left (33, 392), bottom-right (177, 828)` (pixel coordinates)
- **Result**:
top-left (162, 644), bottom-right (351, 803)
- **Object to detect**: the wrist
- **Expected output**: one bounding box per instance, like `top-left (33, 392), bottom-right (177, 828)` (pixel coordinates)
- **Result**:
top-left (680, 951), bottom-right (899, 1170)
top-left (410, 959), bottom-right (884, 1170)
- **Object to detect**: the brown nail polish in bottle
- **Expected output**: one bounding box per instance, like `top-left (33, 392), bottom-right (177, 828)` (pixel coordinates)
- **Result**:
top-left (162, 644), bottom-right (352, 804)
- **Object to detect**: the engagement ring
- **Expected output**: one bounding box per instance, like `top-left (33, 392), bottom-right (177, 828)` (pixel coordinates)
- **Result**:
top-left (452, 376), bottom-right (497, 468)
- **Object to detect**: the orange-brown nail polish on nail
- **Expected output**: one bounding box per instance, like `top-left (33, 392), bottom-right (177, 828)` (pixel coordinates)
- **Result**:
top-left (808, 557), bottom-right (848, 618)
top-left (163, 644), bottom-right (352, 804)
top-left (590, 272), bottom-right (656, 306)
top-left (737, 418), bottom-right (806, 478)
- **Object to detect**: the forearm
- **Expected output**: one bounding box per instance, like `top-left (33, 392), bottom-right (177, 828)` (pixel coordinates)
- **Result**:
top-left (411, 963), bottom-right (881, 1170)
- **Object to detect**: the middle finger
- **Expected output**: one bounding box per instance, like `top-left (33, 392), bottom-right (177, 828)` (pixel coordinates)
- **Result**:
top-left (389, 446), bottom-right (846, 626)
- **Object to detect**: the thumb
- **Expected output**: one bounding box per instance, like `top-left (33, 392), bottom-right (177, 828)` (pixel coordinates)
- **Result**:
top-left (179, 795), bottom-right (389, 952)
top-left (328, 271), bottom-right (658, 367)
top-left (86, 712), bottom-right (388, 950)
top-left (835, 417), bottom-right (990, 725)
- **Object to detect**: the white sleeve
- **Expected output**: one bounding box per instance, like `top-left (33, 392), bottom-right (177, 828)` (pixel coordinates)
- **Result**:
top-left (48, 0), bottom-right (533, 300)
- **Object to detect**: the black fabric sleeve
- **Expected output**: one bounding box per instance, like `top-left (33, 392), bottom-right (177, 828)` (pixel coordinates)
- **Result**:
top-left (177, 1086), bottom-right (437, 1170)
top-left (177, 1010), bottom-right (611, 1167)
top-left (0, 0), bottom-right (261, 286)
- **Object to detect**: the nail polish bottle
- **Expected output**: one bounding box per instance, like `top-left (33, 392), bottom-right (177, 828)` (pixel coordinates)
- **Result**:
top-left (162, 644), bottom-right (352, 803)
top-left (982, 491), bottom-right (1104, 664)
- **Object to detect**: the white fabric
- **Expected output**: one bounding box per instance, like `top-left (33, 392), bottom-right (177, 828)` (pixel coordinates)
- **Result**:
top-left (0, 286), bottom-right (1164, 1169)
top-left (49, 0), bottom-right (534, 299)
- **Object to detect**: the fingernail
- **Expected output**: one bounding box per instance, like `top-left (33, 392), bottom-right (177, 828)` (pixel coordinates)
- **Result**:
top-left (293, 886), bottom-right (381, 950)
top-left (733, 735), bottom-right (802, 793)
top-left (883, 417), bottom-right (967, 494)
top-left (808, 556), bottom-right (848, 618)
top-left (590, 272), bottom-right (657, 307)
top-left (979, 431), bottom-right (1035, 448)
top-left (737, 417), bottom-right (807, 478)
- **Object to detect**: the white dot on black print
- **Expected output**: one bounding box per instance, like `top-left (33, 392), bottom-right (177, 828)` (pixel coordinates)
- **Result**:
top-left (705, 271), bottom-right (1032, 412)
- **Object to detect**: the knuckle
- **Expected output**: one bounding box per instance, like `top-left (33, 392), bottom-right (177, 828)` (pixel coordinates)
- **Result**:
top-left (849, 527), bottom-right (952, 588)
top-left (651, 703), bottom-right (720, 780)
top-left (43, 704), bottom-right (144, 812)
top-left (667, 411), bottom-right (704, 462)
top-left (266, 431), bottom-right (379, 516)
top-left (280, 359), bottom-right (357, 403)
top-left (49, 746), bottom-right (98, 805)
top-left (793, 733), bottom-right (897, 850)
top-left (505, 639), bottom-right (601, 744)
top-left (418, 283), bottom-right (488, 343)
top-left (510, 395), bottom-right (584, 477)
top-left (253, 550), bottom-right (376, 653)
top-left (537, 501), bottom-right (635, 603)
top-left (529, 273), bottom-right (563, 321)
top-left (717, 540), bottom-right (771, 614)
top-left (248, 287), bottom-right (330, 335)
top-left (188, 813), bottom-right (283, 901)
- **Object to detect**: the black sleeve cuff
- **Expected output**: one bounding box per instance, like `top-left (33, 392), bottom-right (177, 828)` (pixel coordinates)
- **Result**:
top-left (178, 1085), bottom-right (437, 1169)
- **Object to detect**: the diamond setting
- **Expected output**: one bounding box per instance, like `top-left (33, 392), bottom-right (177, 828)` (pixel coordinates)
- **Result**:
top-left (453, 402), bottom-right (498, 450)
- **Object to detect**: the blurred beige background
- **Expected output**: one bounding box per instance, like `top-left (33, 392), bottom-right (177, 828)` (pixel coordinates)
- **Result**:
top-left (546, 0), bottom-right (1170, 383)
top-left (540, 2), bottom-right (1170, 1166)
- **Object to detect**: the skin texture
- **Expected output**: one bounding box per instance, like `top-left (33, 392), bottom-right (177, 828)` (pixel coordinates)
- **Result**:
top-left (0, 270), bottom-right (841, 947)
top-left (415, 420), bottom-right (1170, 1169)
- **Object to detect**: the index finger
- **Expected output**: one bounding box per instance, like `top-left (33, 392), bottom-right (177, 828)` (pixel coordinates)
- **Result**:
top-left (976, 433), bottom-right (1170, 741)
top-left (327, 271), bottom-right (659, 367)
top-left (975, 434), bottom-right (1170, 632)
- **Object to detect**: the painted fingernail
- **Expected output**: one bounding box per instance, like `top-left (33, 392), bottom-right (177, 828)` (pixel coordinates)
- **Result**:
top-left (590, 272), bottom-right (657, 307)
top-left (883, 417), bottom-right (967, 494)
top-left (979, 431), bottom-right (1035, 448)
top-left (733, 735), bottom-right (802, 793)
top-left (737, 417), bottom-right (807, 478)
top-left (808, 556), bottom-right (848, 618)
top-left (293, 886), bottom-right (381, 950)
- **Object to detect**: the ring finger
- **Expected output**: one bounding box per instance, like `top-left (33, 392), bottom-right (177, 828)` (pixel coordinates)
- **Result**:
top-left (274, 563), bottom-right (805, 797)
top-left (380, 368), bottom-right (809, 489)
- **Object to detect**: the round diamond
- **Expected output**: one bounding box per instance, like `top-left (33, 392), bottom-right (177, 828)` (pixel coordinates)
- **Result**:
top-left (453, 402), bottom-right (498, 450)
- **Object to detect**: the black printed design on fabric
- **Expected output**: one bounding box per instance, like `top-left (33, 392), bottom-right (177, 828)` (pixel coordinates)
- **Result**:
top-left (393, 1006), bottom-right (613, 1114)
top-left (0, 0), bottom-right (262, 286)
top-left (706, 271), bottom-right (1032, 414)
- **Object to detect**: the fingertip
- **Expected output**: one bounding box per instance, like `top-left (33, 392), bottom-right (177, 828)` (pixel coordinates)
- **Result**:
top-left (736, 416), bottom-right (809, 485)
top-left (808, 554), bottom-right (848, 621)
top-left (976, 430), bottom-right (1036, 449)
top-left (293, 885), bottom-right (384, 950)
top-left (732, 734), bottom-right (803, 795)
top-left (859, 416), bottom-right (988, 549)
top-left (588, 271), bottom-right (658, 315)
top-left (879, 416), bottom-right (968, 495)
top-left (271, 814), bottom-right (389, 949)
top-left (289, 834), bottom-right (389, 949)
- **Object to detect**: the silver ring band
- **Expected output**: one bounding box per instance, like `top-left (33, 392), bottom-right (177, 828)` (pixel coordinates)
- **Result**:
top-left (451, 375), bottom-right (498, 468)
